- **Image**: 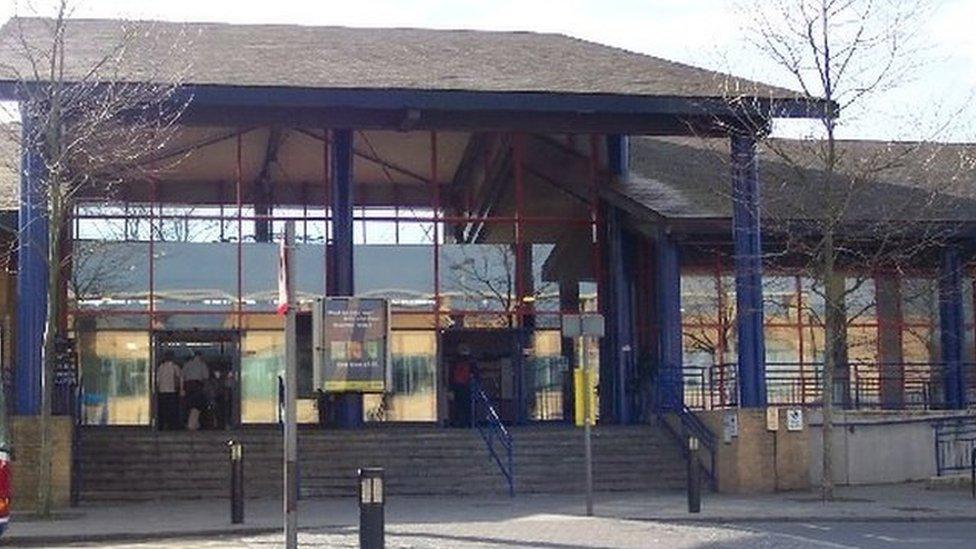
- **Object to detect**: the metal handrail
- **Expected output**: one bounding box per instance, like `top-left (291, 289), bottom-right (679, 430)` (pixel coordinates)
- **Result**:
top-left (71, 384), bottom-right (84, 506)
top-left (933, 415), bottom-right (976, 477)
top-left (470, 377), bottom-right (514, 497)
top-left (655, 381), bottom-right (718, 490)
top-left (684, 361), bottom-right (976, 411)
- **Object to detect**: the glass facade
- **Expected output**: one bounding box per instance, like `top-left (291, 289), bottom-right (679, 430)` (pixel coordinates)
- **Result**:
top-left (680, 268), bottom-right (968, 409)
top-left (77, 323), bottom-right (151, 425)
top-left (68, 130), bottom-right (602, 426)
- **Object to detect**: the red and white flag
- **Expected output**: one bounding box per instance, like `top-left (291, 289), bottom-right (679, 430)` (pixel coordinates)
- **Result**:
top-left (276, 236), bottom-right (290, 316)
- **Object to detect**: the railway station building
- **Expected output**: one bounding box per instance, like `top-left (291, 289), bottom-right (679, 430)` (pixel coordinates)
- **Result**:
top-left (0, 18), bottom-right (973, 503)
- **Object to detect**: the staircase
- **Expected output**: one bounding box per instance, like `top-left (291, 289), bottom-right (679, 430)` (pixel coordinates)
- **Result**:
top-left (76, 424), bottom-right (686, 502)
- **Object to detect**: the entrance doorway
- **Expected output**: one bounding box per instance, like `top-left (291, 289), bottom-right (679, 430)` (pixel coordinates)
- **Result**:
top-left (441, 329), bottom-right (523, 425)
top-left (151, 330), bottom-right (241, 430)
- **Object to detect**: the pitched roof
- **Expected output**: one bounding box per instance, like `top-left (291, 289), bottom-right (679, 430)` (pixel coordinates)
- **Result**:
top-left (619, 136), bottom-right (976, 224)
top-left (0, 17), bottom-right (799, 100)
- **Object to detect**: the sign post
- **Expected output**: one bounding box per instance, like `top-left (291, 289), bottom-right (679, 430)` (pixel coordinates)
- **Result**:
top-left (280, 222), bottom-right (298, 549)
top-left (563, 313), bottom-right (604, 517)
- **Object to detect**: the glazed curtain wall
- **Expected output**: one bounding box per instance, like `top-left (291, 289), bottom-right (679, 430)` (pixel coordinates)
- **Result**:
top-left (69, 131), bottom-right (605, 425)
top-left (680, 268), bottom-right (971, 409)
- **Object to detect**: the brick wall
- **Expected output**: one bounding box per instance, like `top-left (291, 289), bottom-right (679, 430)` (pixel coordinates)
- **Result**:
top-left (10, 416), bottom-right (73, 511)
top-left (701, 408), bottom-right (811, 493)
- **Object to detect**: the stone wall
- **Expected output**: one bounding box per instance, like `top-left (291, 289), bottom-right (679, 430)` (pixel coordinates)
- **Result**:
top-left (807, 410), bottom-right (960, 486)
top-left (10, 416), bottom-right (73, 511)
top-left (699, 408), bottom-right (810, 493)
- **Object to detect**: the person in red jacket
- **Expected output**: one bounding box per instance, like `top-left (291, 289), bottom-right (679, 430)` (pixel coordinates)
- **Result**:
top-left (449, 345), bottom-right (474, 427)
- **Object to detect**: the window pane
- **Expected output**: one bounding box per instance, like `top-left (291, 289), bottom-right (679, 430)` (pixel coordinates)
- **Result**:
top-left (71, 241), bottom-right (150, 310)
top-left (240, 330), bottom-right (283, 423)
top-left (799, 277), bottom-right (826, 325)
top-left (78, 327), bottom-right (150, 425)
top-left (847, 326), bottom-right (879, 363)
top-left (364, 331), bottom-right (437, 421)
top-left (440, 243), bottom-right (516, 312)
top-left (525, 330), bottom-right (567, 421)
top-left (763, 276), bottom-right (798, 323)
top-left (901, 277), bottom-right (939, 326)
top-left (356, 245), bottom-right (434, 311)
top-left (529, 244), bottom-right (561, 312)
top-left (846, 277), bottom-right (876, 323)
top-left (242, 242), bottom-right (327, 311)
top-left (154, 241), bottom-right (237, 310)
top-left (902, 325), bottom-right (936, 363)
top-left (765, 326), bottom-right (800, 364)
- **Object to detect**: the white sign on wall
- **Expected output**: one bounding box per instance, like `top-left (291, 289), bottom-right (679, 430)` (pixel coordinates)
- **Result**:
top-left (722, 411), bottom-right (739, 443)
top-left (766, 407), bottom-right (779, 432)
top-left (786, 408), bottom-right (804, 431)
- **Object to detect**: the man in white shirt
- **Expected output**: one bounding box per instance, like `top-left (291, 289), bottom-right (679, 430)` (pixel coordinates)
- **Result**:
top-left (182, 351), bottom-right (210, 429)
top-left (156, 352), bottom-right (182, 431)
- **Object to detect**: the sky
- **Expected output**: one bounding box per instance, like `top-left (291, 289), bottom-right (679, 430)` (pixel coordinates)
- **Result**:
top-left (0, 0), bottom-right (973, 141)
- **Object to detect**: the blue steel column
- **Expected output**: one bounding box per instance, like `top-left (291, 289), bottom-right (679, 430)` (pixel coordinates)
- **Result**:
top-left (655, 233), bottom-right (683, 411)
top-left (730, 134), bottom-right (766, 408)
top-left (330, 128), bottom-right (362, 426)
top-left (604, 134), bottom-right (634, 424)
top-left (16, 116), bottom-right (46, 415)
top-left (938, 246), bottom-right (966, 409)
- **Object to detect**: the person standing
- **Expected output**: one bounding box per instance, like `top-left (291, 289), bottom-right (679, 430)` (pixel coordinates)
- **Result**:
top-left (182, 351), bottom-right (210, 430)
top-left (156, 352), bottom-right (183, 431)
top-left (449, 345), bottom-right (475, 427)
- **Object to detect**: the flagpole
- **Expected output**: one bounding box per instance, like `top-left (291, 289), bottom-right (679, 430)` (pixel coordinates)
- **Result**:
top-left (282, 221), bottom-right (299, 548)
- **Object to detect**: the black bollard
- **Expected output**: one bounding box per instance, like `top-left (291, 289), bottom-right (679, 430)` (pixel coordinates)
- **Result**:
top-left (687, 436), bottom-right (701, 514)
top-left (358, 467), bottom-right (385, 549)
top-left (971, 447), bottom-right (975, 500)
top-left (229, 440), bottom-right (244, 524)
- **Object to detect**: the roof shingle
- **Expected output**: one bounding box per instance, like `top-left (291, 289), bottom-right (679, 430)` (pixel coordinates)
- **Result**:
top-left (0, 18), bottom-right (799, 100)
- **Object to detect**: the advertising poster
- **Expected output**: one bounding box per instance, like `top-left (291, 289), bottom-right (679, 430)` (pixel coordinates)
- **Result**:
top-left (313, 297), bottom-right (389, 393)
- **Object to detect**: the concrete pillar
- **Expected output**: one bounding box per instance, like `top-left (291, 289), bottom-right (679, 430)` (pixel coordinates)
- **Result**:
top-left (330, 128), bottom-right (362, 426)
top-left (16, 116), bottom-right (46, 415)
top-left (655, 233), bottom-right (683, 411)
top-left (939, 246), bottom-right (966, 409)
top-left (876, 274), bottom-right (904, 409)
top-left (730, 134), bottom-right (766, 408)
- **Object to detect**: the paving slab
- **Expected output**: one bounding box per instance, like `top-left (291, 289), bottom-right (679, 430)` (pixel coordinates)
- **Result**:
top-left (4, 483), bottom-right (976, 546)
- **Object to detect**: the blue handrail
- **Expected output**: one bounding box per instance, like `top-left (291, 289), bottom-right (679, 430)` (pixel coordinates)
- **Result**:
top-left (470, 378), bottom-right (514, 497)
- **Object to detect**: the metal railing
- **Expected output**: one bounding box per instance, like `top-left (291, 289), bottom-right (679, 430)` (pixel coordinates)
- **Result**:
top-left (654, 381), bottom-right (718, 490)
top-left (683, 362), bottom-right (976, 411)
top-left (470, 377), bottom-right (515, 497)
top-left (934, 415), bottom-right (976, 477)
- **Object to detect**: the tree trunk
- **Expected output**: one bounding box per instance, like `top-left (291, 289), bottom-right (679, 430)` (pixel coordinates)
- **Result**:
top-left (36, 171), bottom-right (62, 517)
top-left (821, 251), bottom-right (844, 502)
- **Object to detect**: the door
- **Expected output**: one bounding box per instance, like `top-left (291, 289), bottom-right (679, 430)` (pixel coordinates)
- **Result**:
top-left (441, 328), bottom-right (523, 424)
top-left (151, 330), bottom-right (241, 430)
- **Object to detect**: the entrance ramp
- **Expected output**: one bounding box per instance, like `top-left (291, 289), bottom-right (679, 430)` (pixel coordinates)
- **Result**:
top-left (77, 424), bottom-right (685, 501)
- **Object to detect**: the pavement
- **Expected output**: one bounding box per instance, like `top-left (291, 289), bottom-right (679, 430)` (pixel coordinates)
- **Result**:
top-left (4, 483), bottom-right (976, 546)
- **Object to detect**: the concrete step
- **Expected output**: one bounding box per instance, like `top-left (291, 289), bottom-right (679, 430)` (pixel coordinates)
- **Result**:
top-left (77, 424), bottom-right (687, 501)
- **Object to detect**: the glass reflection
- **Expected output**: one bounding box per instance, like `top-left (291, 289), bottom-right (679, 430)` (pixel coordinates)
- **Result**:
top-left (440, 244), bottom-right (517, 312)
top-left (71, 241), bottom-right (150, 310)
top-left (78, 329), bottom-right (150, 425)
top-left (364, 331), bottom-right (437, 422)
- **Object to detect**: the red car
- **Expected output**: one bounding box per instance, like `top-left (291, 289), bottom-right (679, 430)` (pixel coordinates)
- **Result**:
top-left (0, 449), bottom-right (9, 534)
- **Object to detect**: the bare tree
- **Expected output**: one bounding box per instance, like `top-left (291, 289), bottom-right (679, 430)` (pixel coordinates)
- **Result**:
top-left (0, 2), bottom-right (190, 515)
top-left (727, 0), bottom-right (973, 500)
